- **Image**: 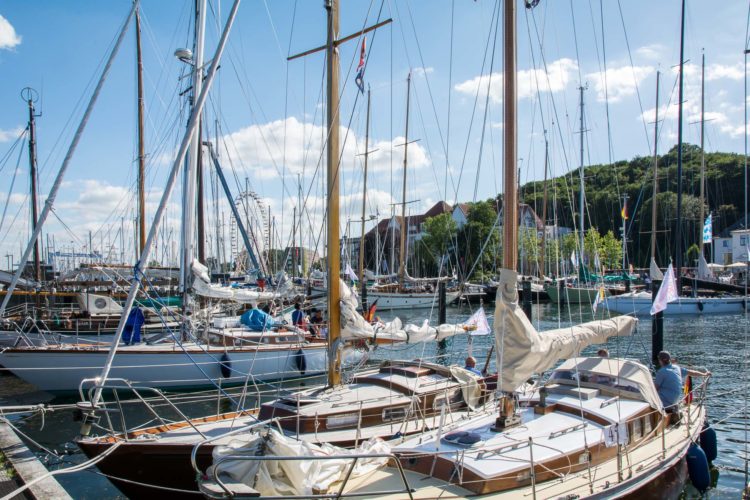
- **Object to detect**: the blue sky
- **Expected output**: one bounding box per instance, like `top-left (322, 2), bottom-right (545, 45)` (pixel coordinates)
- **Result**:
top-left (0, 0), bottom-right (748, 268)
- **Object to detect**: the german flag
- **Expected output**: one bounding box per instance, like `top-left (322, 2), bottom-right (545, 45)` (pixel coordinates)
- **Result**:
top-left (365, 300), bottom-right (378, 322)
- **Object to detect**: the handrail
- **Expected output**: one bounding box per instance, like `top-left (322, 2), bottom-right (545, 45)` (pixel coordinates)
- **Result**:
top-left (77, 377), bottom-right (210, 439)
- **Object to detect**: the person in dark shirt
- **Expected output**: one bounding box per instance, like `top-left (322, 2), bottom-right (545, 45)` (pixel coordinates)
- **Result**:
top-left (291, 303), bottom-right (305, 327)
top-left (309, 308), bottom-right (324, 337)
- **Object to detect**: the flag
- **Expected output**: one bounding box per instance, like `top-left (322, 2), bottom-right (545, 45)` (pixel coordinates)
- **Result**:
top-left (649, 257), bottom-right (664, 280)
top-left (592, 287), bottom-right (605, 314)
top-left (355, 37), bottom-right (366, 94)
top-left (345, 264), bottom-right (359, 282)
top-left (650, 263), bottom-right (679, 315)
top-left (594, 253), bottom-right (601, 270)
top-left (464, 307), bottom-right (490, 336)
top-left (702, 214), bottom-right (712, 244)
top-left (570, 251), bottom-right (578, 269)
top-left (621, 203), bottom-right (629, 220)
top-left (365, 299), bottom-right (378, 322)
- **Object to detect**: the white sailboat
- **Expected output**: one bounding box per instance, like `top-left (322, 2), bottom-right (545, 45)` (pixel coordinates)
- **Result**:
top-left (0, 0), bottom-right (328, 393)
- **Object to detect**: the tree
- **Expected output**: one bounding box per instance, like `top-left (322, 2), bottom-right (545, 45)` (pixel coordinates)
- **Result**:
top-left (420, 213), bottom-right (457, 275)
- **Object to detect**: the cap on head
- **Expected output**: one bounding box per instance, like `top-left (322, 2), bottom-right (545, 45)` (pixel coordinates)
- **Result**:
top-left (658, 351), bottom-right (671, 363)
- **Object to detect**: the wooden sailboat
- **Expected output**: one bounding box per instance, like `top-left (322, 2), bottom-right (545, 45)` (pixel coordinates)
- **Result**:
top-left (193, 2), bottom-right (712, 498)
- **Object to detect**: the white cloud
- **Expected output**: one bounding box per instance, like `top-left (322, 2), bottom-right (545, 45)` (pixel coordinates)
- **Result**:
top-left (585, 65), bottom-right (654, 103)
top-left (0, 127), bottom-right (23, 142)
top-left (634, 44), bottom-right (665, 61)
top-left (222, 116), bottom-right (430, 180)
top-left (0, 15), bottom-right (21, 50)
top-left (454, 58), bottom-right (578, 104)
top-left (413, 66), bottom-right (434, 77)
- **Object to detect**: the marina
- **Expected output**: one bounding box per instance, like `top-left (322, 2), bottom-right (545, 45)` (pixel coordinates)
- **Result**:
top-left (0, 0), bottom-right (749, 498)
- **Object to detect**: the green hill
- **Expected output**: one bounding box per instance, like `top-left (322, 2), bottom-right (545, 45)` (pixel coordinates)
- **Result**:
top-left (520, 144), bottom-right (747, 266)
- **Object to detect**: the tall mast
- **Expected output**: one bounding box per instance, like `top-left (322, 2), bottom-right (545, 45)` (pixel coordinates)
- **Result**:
top-left (651, 71), bottom-right (660, 261)
top-left (699, 51), bottom-right (706, 251)
top-left (23, 88), bottom-right (42, 282)
top-left (578, 85), bottom-right (586, 266)
top-left (180, 0), bottom-right (207, 319)
top-left (359, 88), bottom-right (372, 296)
top-left (135, 6), bottom-right (146, 259)
top-left (675, 0), bottom-right (686, 289)
top-left (502, 0), bottom-right (517, 272)
top-left (325, 0), bottom-right (342, 387)
top-left (539, 136), bottom-right (548, 278)
top-left (398, 74), bottom-right (411, 284)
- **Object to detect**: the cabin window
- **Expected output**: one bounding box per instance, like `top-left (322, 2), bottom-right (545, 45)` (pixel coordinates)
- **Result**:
top-left (382, 406), bottom-right (408, 422)
top-left (326, 413), bottom-right (359, 429)
top-left (433, 390), bottom-right (463, 410)
top-left (644, 415), bottom-right (653, 435)
top-left (632, 417), bottom-right (643, 440)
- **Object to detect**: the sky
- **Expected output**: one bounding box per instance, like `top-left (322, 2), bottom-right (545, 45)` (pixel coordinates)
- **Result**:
top-left (0, 0), bottom-right (748, 270)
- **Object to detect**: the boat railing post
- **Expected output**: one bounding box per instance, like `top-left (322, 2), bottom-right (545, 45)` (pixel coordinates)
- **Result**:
top-left (528, 437), bottom-right (537, 500)
top-left (661, 417), bottom-right (666, 460)
top-left (617, 443), bottom-right (623, 482)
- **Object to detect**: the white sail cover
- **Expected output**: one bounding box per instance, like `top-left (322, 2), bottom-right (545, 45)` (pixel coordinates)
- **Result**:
top-left (338, 279), bottom-right (467, 343)
top-left (697, 254), bottom-right (714, 280)
top-left (364, 269), bottom-right (398, 281)
top-left (191, 260), bottom-right (284, 303)
top-left (209, 429), bottom-right (390, 497)
top-left (494, 269), bottom-right (637, 392)
top-left (649, 258), bottom-right (664, 281)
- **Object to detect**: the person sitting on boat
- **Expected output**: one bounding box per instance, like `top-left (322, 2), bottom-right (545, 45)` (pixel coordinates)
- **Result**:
top-left (464, 356), bottom-right (481, 375)
top-left (292, 303), bottom-right (305, 327)
top-left (655, 351), bottom-right (711, 411)
top-left (309, 308), bottom-right (324, 337)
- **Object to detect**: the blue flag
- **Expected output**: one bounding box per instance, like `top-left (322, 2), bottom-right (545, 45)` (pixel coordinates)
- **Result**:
top-left (702, 214), bottom-right (712, 244)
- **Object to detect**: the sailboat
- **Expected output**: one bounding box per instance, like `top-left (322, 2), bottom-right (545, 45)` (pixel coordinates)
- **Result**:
top-left (0, 0), bottom-right (328, 392)
top-left (194, 1), bottom-right (712, 498)
top-left (545, 86), bottom-right (613, 305)
top-left (605, 49), bottom-right (747, 316)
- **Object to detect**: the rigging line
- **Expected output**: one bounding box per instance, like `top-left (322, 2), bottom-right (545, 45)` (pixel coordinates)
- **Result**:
top-left (472, 0), bottom-right (501, 205)
top-left (0, 128), bottom-right (26, 172)
top-left (451, 0), bottom-right (500, 204)
top-left (568, 0), bottom-right (583, 87)
top-left (402, 0), bottom-right (448, 165)
top-left (0, 134), bottom-right (26, 237)
top-left (597, 0), bottom-right (621, 201)
top-left (615, 0), bottom-right (653, 156)
top-left (445, 0), bottom-right (455, 202)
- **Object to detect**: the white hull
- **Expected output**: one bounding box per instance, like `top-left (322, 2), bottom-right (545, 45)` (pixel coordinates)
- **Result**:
top-left (0, 343), bottom-right (327, 392)
top-left (546, 285), bottom-right (605, 304)
top-left (604, 292), bottom-right (747, 316)
top-left (366, 290), bottom-right (460, 310)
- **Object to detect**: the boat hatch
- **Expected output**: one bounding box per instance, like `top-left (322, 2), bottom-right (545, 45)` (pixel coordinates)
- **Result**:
top-left (442, 431), bottom-right (483, 447)
top-left (546, 383), bottom-right (600, 400)
top-left (380, 365), bottom-right (433, 378)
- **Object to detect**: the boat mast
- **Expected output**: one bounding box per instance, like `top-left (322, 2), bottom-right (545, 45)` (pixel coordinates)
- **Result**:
top-left (502, 0), bottom-right (517, 273)
top-left (359, 88), bottom-right (372, 301)
top-left (699, 51), bottom-right (706, 255)
top-left (539, 135), bottom-right (548, 278)
top-left (23, 88), bottom-right (42, 282)
top-left (651, 71), bottom-right (660, 263)
top-left (0, 3), bottom-right (138, 317)
top-left (180, 0), bottom-right (207, 323)
top-left (675, 0), bottom-right (686, 289)
top-left (398, 73), bottom-right (411, 285)
top-left (135, 6), bottom-right (146, 259)
top-left (325, 0), bottom-right (342, 387)
top-left (578, 84), bottom-right (586, 267)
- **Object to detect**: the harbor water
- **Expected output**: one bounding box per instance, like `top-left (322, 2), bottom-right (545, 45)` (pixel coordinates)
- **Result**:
top-left (0, 302), bottom-right (748, 498)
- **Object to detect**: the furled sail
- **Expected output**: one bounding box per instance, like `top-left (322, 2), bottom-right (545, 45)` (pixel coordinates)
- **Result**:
top-left (191, 260), bottom-right (285, 303)
top-left (494, 269), bottom-right (637, 392)
top-left (338, 279), bottom-right (469, 343)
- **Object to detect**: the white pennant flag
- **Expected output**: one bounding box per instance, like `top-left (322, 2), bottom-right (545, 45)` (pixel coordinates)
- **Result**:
top-left (650, 263), bottom-right (679, 315)
top-left (464, 307), bottom-right (490, 336)
top-left (345, 264), bottom-right (359, 282)
top-left (570, 251), bottom-right (578, 268)
top-left (649, 258), bottom-right (664, 280)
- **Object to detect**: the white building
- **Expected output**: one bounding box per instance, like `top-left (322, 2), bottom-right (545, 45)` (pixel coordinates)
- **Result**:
top-left (731, 229), bottom-right (750, 263)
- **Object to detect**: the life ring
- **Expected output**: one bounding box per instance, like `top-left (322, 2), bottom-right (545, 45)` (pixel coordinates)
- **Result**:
top-left (219, 353), bottom-right (232, 378)
top-left (294, 348), bottom-right (307, 375)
